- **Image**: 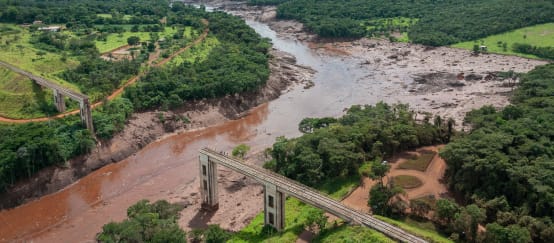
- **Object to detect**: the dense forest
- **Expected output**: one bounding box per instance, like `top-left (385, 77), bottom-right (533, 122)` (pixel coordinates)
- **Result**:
top-left (0, 0), bottom-right (169, 25)
top-left (249, 0), bottom-right (554, 46)
top-left (124, 9), bottom-right (271, 110)
top-left (266, 103), bottom-right (449, 187)
top-left (440, 64), bottom-right (554, 242)
top-left (0, 98), bottom-right (133, 192)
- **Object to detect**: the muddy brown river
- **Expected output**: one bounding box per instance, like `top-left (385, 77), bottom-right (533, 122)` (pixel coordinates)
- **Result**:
top-left (0, 8), bottom-right (544, 241)
top-left (0, 17), bottom-right (401, 242)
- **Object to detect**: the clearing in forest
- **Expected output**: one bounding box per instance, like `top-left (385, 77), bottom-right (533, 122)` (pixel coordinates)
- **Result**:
top-left (452, 22), bottom-right (554, 59)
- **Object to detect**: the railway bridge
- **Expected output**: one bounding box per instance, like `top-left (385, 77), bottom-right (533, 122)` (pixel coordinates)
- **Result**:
top-left (199, 148), bottom-right (427, 243)
top-left (0, 61), bottom-right (93, 131)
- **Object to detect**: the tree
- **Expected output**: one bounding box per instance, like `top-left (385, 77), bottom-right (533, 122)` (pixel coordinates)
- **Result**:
top-left (485, 223), bottom-right (531, 243)
top-left (131, 25), bottom-right (140, 32)
top-left (203, 224), bottom-right (230, 243)
top-left (410, 198), bottom-right (433, 219)
top-left (446, 118), bottom-right (455, 142)
top-left (369, 160), bottom-right (390, 185)
top-left (97, 200), bottom-right (186, 242)
top-left (304, 209), bottom-right (328, 233)
top-left (452, 204), bottom-right (486, 242)
top-left (127, 36), bottom-right (140, 46)
top-left (473, 44), bottom-right (480, 54)
top-left (435, 199), bottom-right (460, 225)
top-left (369, 182), bottom-right (405, 216)
top-left (147, 42), bottom-right (156, 52)
top-left (232, 144), bottom-right (250, 159)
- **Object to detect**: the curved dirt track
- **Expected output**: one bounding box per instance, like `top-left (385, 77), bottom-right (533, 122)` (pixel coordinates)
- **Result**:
top-left (0, 20), bottom-right (209, 124)
top-left (341, 146), bottom-right (449, 212)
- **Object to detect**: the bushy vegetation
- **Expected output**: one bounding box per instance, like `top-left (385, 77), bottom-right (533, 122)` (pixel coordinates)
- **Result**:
top-left (124, 9), bottom-right (271, 110)
top-left (266, 102), bottom-right (449, 187)
top-left (512, 43), bottom-right (554, 60)
top-left (374, 215), bottom-right (452, 243)
top-left (440, 64), bottom-right (554, 242)
top-left (97, 200), bottom-right (186, 242)
top-left (92, 98), bottom-right (134, 140)
top-left (60, 57), bottom-right (142, 100)
top-left (0, 118), bottom-right (94, 191)
top-left (250, 0), bottom-right (554, 46)
top-left (0, 97), bottom-right (134, 192)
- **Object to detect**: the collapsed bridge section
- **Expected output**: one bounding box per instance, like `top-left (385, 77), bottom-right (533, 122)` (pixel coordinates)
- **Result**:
top-left (199, 148), bottom-right (427, 243)
top-left (0, 61), bottom-right (93, 131)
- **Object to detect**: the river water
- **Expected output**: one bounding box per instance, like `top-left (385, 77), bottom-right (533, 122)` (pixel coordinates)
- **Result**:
top-left (0, 14), bottom-right (413, 242)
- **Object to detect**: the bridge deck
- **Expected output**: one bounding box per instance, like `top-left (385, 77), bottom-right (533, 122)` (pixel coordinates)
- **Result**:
top-left (201, 148), bottom-right (427, 243)
top-left (0, 61), bottom-right (88, 101)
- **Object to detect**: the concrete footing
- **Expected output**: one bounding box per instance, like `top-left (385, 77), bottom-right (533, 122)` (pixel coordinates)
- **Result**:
top-left (199, 153), bottom-right (219, 209)
top-left (264, 184), bottom-right (285, 231)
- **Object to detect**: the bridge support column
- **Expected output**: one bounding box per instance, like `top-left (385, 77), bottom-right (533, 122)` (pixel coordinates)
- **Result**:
top-left (199, 153), bottom-right (219, 210)
top-left (53, 89), bottom-right (65, 112)
top-left (79, 99), bottom-right (94, 132)
top-left (264, 184), bottom-right (285, 231)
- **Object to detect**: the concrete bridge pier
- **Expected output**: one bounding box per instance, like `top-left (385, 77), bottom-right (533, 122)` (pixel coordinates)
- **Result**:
top-left (199, 153), bottom-right (219, 210)
top-left (53, 89), bottom-right (66, 112)
top-left (264, 184), bottom-right (285, 231)
top-left (79, 99), bottom-right (94, 132)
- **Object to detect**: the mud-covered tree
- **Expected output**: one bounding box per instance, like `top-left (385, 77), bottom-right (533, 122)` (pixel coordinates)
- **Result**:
top-left (232, 144), bottom-right (251, 159)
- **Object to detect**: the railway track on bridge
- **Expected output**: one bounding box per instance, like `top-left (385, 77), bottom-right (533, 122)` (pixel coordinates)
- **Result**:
top-left (201, 148), bottom-right (427, 243)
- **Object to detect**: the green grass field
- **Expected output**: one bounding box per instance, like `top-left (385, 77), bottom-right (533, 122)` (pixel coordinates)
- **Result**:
top-left (313, 225), bottom-right (394, 243)
top-left (168, 36), bottom-right (219, 66)
top-left (452, 23), bottom-right (554, 59)
top-left (0, 24), bottom-right (81, 91)
top-left (95, 26), bottom-right (180, 53)
top-left (399, 150), bottom-right (436, 171)
top-left (0, 67), bottom-right (63, 118)
top-left (96, 13), bottom-right (133, 21)
top-left (374, 216), bottom-right (453, 243)
top-left (393, 175), bottom-right (423, 189)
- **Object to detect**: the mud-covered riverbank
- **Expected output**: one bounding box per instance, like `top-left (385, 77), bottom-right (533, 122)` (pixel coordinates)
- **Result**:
top-left (219, 1), bottom-right (547, 128)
